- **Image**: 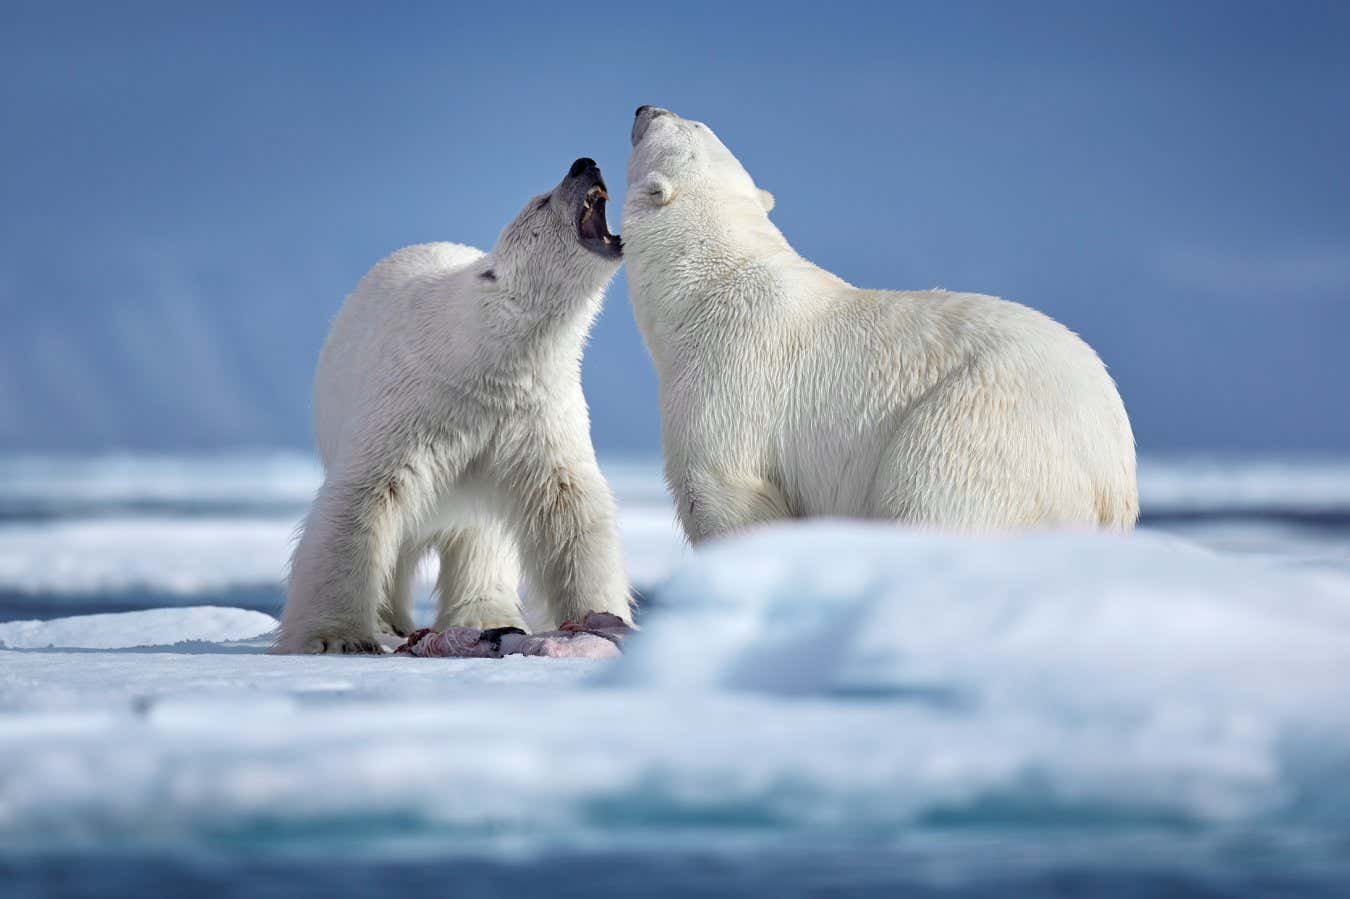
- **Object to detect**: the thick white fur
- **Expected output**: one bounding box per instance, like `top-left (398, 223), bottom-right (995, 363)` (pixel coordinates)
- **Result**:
top-left (276, 172), bottom-right (631, 654)
top-left (623, 108), bottom-right (1138, 542)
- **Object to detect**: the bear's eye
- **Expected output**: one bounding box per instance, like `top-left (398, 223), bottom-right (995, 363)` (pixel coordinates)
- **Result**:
top-left (536, 196), bottom-right (550, 210)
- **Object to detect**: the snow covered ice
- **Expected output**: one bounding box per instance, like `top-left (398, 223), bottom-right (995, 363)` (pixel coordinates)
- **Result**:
top-left (0, 455), bottom-right (686, 605)
top-left (0, 605), bottom-right (277, 650)
top-left (2, 454), bottom-right (1350, 896)
top-left (2, 452), bottom-right (1346, 600)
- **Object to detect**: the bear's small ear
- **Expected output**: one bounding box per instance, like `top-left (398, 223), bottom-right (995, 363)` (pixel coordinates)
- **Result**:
top-left (641, 174), bottom-right (675, 206)
top-left (756, 188), bottom-right (775, 213)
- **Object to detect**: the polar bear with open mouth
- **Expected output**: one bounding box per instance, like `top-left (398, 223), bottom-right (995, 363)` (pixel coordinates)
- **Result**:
top-left (622, 106), bottom-right (1138, 542)
top-left (276, 158), bottom-right (630, 654)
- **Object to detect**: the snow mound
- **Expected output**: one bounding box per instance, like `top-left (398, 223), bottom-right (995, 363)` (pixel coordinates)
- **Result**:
top-left (616, 524), bottom-right (1350, 713)
top-left (0, 606), bottom-right (278, 649)
top-left (1, 525), bottom-right (1348, 862)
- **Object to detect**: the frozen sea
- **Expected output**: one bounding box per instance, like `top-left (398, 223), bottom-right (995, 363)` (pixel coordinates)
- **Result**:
top-left (2, 452), bottom-right (1349, 898)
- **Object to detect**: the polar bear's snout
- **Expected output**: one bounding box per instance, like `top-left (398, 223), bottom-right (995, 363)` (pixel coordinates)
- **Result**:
top-left (568, 156), bottom-right (599, 179)
top-left (632, 105), bottom-right (672, 145)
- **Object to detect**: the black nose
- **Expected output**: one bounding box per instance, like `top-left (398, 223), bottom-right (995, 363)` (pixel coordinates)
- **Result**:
top-left (568, 157), bottom-right (597, 179)
top-left (635, 105), bottom-right (654, 118)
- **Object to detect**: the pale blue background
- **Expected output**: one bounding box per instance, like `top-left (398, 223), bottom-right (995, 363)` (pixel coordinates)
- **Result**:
top-left (2, 0), bottom-right (1347, 452)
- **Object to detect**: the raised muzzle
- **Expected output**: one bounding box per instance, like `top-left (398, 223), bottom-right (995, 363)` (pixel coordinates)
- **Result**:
top-left (631, 105), bottom-right (672, 146)
top-left (568, 157), bottom-right (599, 180)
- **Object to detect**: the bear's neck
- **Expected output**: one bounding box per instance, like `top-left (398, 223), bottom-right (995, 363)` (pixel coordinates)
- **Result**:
top-left (479, 277), bottom-right (606, 380)
top-left (630, 208), bottom-right (831, 376)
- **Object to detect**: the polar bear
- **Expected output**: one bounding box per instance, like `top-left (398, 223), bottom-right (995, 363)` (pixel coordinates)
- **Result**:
top-left (276, 158), bottom-right (631, 654)
top-left (623, 106), bottom-right (1138, 541)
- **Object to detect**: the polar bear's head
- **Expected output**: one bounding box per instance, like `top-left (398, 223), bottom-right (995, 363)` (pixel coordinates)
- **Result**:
top-left (491, 157), bottom-right (622, 297)
top-left (625, 106), bottom-right (775, 225)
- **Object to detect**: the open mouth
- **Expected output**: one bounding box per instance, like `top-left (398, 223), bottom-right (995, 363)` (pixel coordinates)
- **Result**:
top-left (578, 184), bottom-right (622, 258)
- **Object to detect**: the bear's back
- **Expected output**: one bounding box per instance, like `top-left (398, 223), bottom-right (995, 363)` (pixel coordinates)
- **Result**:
top-left (781, 285), bottom-right (1136, 527)
top-left (314, 242), bottom-right (485, 467)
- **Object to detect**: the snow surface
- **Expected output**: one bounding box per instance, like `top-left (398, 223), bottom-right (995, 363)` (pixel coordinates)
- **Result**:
top-left (4, 452), bottom-right (1350, 600)
top-left (7, 451), bottom-right (1350, 514)
top-left (0, 459), bottom-right (685, 597)
top-left (2, 524), bottom-right (1348, 863)
top-left (0, 452), bottom-right (320, 508)
top-left (0, 517), bottom-right (296, 596)
top-left (0, 507), bottom-right (683, 598)
top-left (1139, 454), bottom-right (1350, 513)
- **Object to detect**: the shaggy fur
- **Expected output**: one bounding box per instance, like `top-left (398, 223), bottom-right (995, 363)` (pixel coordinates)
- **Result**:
top-left (276, 161), bottom-right (630, 654)
top-left (623, 106), bottom-right (1138, 542)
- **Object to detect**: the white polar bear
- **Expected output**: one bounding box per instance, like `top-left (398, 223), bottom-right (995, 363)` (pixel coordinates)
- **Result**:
top-left (276, 158), bottom-right (631, 654)
top-left (622, 106), bottom-right (1138, 541)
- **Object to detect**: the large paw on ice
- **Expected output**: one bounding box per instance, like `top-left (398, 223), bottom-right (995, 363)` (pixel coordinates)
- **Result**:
top-left (301, 634), bottom-right (385, 655)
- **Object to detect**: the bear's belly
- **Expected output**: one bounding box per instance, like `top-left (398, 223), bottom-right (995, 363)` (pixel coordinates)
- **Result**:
top-left (777, 412), bottom-right (895, 518)
top-left (783, 447), bottom-right (891, 518)
top-left (413, 476), bottom-right (509, 541)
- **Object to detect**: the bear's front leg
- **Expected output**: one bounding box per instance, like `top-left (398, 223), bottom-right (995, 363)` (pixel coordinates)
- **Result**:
top-left (509, 456), bottom-right (632, 629)
top-left (275, 476), bottom-right (410, 654)
top-left (431, 524), bottom-right (527, 631)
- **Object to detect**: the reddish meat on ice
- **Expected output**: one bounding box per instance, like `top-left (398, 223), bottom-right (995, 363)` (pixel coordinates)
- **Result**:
top-left (394, 611), bottom-right (632, 659)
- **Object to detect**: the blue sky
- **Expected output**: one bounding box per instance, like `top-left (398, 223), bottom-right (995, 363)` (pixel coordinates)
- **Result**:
top-left (1, 1), bottom-right (1347, 452)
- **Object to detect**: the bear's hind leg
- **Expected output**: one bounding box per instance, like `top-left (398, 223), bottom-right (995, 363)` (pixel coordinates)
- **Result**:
top-left (431, 524), bottom-right (525, 631)
top-left (868, 386), bottom-right (1097, 530)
